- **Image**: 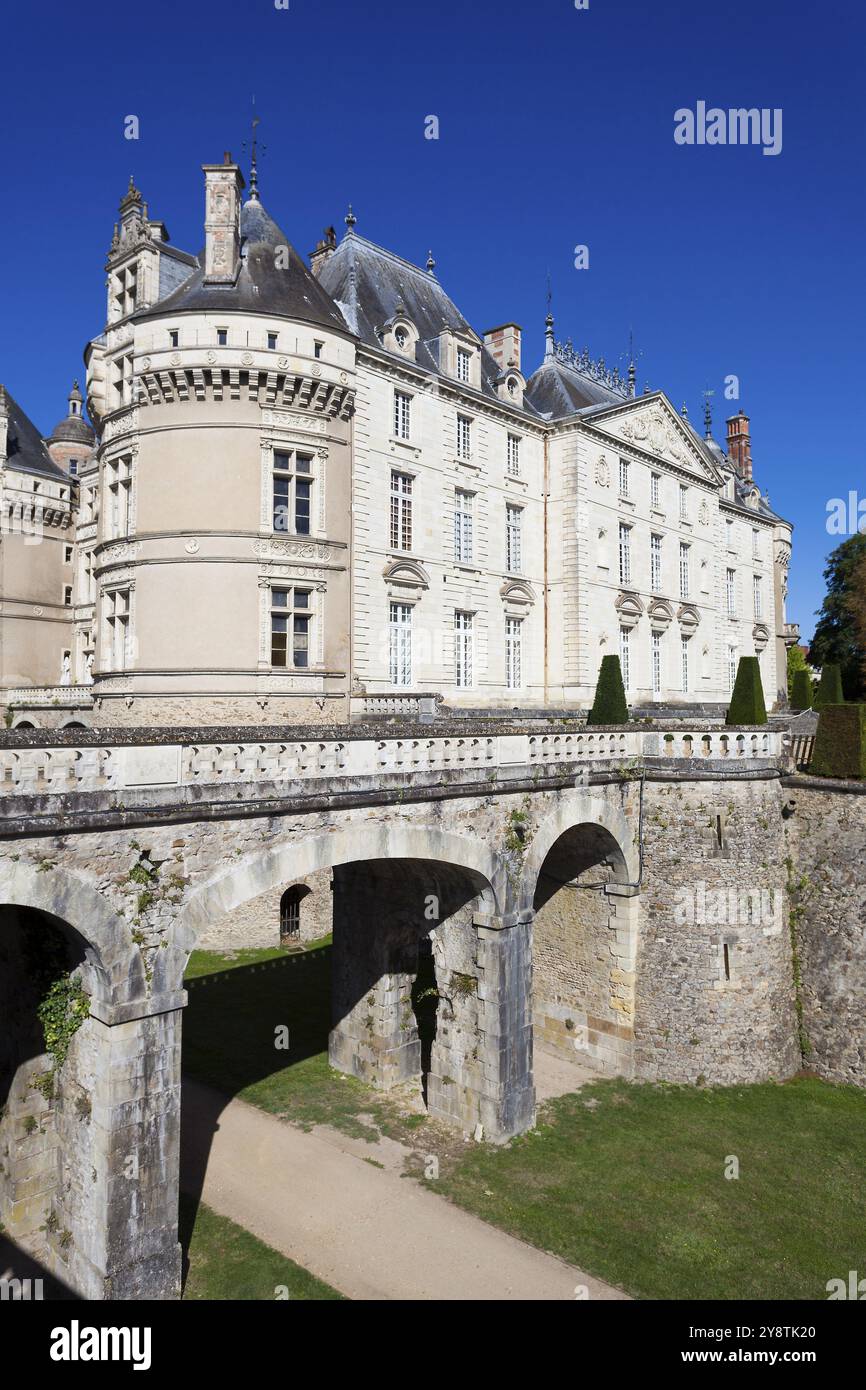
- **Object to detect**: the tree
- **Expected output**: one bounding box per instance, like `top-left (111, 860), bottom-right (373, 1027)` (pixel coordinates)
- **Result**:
top-left (726, 656), bottom-right (768, 725)
top-left (810, 534), bottom-right (866, 701)
top-left (787, 644), bottom-right (810, 701)
top-left (790, 669), bottom-right (813, 711)
top-left (813, 663), bottom-right (844, 708)
top-left (587, 655), bottom-right (628, 724)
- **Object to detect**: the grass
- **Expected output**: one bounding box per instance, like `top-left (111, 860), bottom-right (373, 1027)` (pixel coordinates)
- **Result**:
top-left (434, 1076), bottom-right (866, 1301)
top-left (183, 941), bottom-right (431, 1144)
top-left (180, 1194), bottom-right (343, 1300)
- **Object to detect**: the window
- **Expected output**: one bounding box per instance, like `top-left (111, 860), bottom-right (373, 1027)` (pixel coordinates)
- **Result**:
top-left (389, 602), bottom-right (413, 686)
top-left (651, 473), bottom-right (661, 509)
top-left (620, 626), bottom-right (631, 689)
top-left (726, 518), bottom-right (734, 549)
top-left (753, 574), bottom-right (763, 619)
top-left (455, 611), bottom-right (473, 687)
top-left (390, 471), bottom-right (413, 550)
top-left (456, 347), bottom-right (471, 383)
top-left (506, 504), bottom-right (522, 573)
top-left (395, 326), bottom-right (407, 349)
top-left (394, 390), bottom-right (411, 440)
top-left (652, 631), bottom-right (662, 696)
top-left (280, 886), bottom-right (309, 944)
top-left (679, 542), bottom-right (690, 599)
top-left (112, 263), bottom-right (137, 319)
top-left (729, 645), bottom-right (739, 692)
top-left (752, 528), bottom-right (760, 560)
top-left (507, 434), bottom-right (520, 477)
top-left (454, 489), bottom-right (473, 563)
top-left (63, 585), bottom-right (73, 607)
top-left (456, 414), bottom-right (471, 460)
top-left (619, 523), bottom-right (632, 586)
top-left (267, 332), bottom-right (278, 350)
top-left (651, 533), bottom-right (662, 592)
top-left (505, 616), bottom-right (522, 689)
top-left (105, 587), bottom-right (130, 671)
top-left (679, 485), bottom-right (688, 522)
top-left (619, 458), bottom-right (630, 497)
top-left (726, 568), bottom-right (736, 617)
top-left (64, 545), bottom-right (73, 564)
top-left (271, 587), bottom-right (312, 668)
top-left (106, 456), bottom-right (132, 538)
top-left (216, 328), bottom-right (228, 346)
top-left (313, 341), bottom-right (323, 359)
top-left (69, 459), bottom-right (79, 476)
top-left (681, 636), bottom-right (690, 694)
top-left (273, 451), bottom-right (314, 535)
top-left (169, 329), bottom-right (179, 349)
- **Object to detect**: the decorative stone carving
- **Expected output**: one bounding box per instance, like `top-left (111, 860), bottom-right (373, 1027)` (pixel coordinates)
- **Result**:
top-left (261, 410), bottom-right (327, 435)
top-left (595, 454), bottom-right (610, 487)
top-left (252, 539), bottom-right (334, 561)
top-left (184, 540), bottom-right (200, 554)
top-left (699, 499), bottom-right (710, 525)
top-left (241, 352), bottom-right (254, 367)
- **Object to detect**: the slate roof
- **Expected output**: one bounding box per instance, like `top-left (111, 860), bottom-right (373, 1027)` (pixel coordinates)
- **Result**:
top-left (134, 198), bottom-right (349, 335)
top-left (317, 232), bottom-right (545, 414)
top-left (0, 387), bottom-right (69, 480)
top-left (523, 356), bottom-right (625, 417)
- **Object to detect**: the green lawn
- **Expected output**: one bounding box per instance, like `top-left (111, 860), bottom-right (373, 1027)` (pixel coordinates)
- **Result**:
top-left (183, 942), bottom-right (430, 1143)
top-left (434, 1076), bottom-right (866, 1301)
top-left (180, 1194), bottom-right (343, 1300)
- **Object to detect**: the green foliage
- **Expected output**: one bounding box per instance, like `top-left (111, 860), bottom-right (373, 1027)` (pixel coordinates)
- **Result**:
top-left (450, 972), bottom-right (478, 998)
top-left (787, 643), bottom-right (809, 701)
top-left (36, 974), bottom-right (90, 1072)
top-left (810, 533), bottom-right (866, 701)
top-left (810, 704), bottom-right (866, 779)
top-left (587, 655), bottom-right (628, 725)
top-left (725, 656), bottom-right (767, 725)
top-left (790, 669), bottom-right (813, 711)
top-left (813, 663), bottom-right (844, 708)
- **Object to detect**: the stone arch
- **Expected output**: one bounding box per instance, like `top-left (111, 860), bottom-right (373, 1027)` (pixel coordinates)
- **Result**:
top-left (0, 860), bottom-right (144, 1012)
top-left (518, 789), bottom-right (638, 914)
top-left (176, 819), bottom-right (505, 957)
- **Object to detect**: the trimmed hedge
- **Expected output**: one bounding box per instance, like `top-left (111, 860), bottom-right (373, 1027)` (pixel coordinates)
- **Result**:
top-left (810, 704), bottom-right (866, 779)
top-left (587, 655), bottom-right (629, 725)
top-left (790, 669), bottom-right (813, 711)
top-left (725, 656), bottom-right (767, 725)
top-left (813, 663), bottom-right (844, 708)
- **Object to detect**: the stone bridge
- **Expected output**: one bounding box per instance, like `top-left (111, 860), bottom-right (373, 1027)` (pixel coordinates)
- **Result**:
top-left (0, 718), bottom-right (801, 1299)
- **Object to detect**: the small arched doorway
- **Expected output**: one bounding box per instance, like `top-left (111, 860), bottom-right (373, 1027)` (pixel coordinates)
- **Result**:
top-left (279, 884), bottom-right (311, 946)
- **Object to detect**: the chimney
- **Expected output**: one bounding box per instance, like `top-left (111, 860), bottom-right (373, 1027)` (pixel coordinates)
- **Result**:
top-left (483, 323), bottom-right (522, 374)
top-left (0, 385), bottom-right (8, 462)
top-left (726, 411), bottom-right (753, 482)
top-left (310, 226), bottom-right (338, 279)
top-left (202, 155), bottom-right (245, 284)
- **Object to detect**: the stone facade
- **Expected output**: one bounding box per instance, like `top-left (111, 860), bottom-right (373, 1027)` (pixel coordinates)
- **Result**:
top-left (197, 866), bottom-right (333, 951)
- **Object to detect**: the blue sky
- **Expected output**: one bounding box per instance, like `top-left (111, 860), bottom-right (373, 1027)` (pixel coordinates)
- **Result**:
top-left (2, 0), bottom-right (863, 642)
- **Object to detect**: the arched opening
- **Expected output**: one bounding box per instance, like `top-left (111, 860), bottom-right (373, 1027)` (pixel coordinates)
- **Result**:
top-left (11, 719), bottom-right (36, 730)
top-left (279, 884), bottom-right (311, 946)
top-left (529, 818), bottom-right (639, 1080)
top-left (0, 904), bottom-right (90, 1295)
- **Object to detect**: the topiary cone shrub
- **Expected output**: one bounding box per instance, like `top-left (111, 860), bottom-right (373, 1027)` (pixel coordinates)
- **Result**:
top-left (725, 656), bottom-right (767, 725)
top-left (587, 655), bottom-right (629, 725)
top-left (790, 669), bottom-right (813, 711)
top-left (813, 663), bottom-right (844, 708)
top-left (810, 704), bottom-right (866, 779)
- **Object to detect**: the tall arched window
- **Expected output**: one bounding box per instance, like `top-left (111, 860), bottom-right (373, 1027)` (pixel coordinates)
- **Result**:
top-left (280, 885), bottom-right (310, 945)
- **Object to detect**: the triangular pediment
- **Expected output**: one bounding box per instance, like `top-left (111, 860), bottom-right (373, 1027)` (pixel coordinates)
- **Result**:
top-left (587, 393), bottom-right (723, 485)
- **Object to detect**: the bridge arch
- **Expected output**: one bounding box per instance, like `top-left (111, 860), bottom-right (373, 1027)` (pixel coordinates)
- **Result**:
top-left (176, 819), bottom-right (506, 956)
top-left (518, 788), bottom-right (639, 914)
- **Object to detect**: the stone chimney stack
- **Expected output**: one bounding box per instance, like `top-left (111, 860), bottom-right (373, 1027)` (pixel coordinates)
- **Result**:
top-left (483, 323), bottom-right (522, 374)
top-left (202, 154), bottom-right (245, 284)
top-left (310, 227), bottom-right (338, 279)
top-left (0, 385), bottom-right (8, 462)
top-left (726, 411), bottom-right (753, 482)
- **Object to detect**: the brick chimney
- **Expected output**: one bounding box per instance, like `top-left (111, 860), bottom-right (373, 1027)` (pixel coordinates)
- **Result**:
top-left (202, 153), bottom-right (245, 284)
top-left (483, 323), bottom-right (521, 374)
top-left (310, 226), bottom-right (338, 278)
top-left (726, 411), bottom-right (753, 482)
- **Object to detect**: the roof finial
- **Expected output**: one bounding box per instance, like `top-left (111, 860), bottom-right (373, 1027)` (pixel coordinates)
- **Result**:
top-left (248, 103), bottom-right (262, 201)
top-left (544, 271), bottom-right (555, 361)
top-left (702, 384), bottom-right (715, 438)
top-left (345, 203), bottom-right (357, 231)
top-left (426, 249), bottom-right (436, 274)
top-left (681, 401), bottom-right (689, 419)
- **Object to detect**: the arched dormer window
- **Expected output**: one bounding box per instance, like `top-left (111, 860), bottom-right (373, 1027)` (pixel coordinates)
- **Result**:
top-left (383, 315), bottom-right (419, 360)
top-left (280, 885), bottom-right (311, 945)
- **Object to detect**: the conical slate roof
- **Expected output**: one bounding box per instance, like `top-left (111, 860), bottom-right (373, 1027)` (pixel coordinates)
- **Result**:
top-left (135, 198), bottom-right (349, 334)
top-left (0, 386), bottom-right (69, 480)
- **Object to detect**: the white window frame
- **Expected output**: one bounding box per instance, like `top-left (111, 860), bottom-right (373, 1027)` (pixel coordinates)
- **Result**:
top-left (456, 347), bottom-right (471, 384)
top-left (455, 610), bottom-right (474, 688)
top-left (652, 631), bottom-right (662, 696)
top-left (679, 485), bottom-right (688, 522)
top-left (753, 574), bottom-right (762, 620)
top-left (726, 567), bottom-right (736, 617)
top-left (394, 390), bottom-right (411, 440)
top-left (729, 645), bottom-right (739, 693)
top-left (681, 636), bottom-right (690, 694)
top-left (679, 542), bottom-right (690, 600)
top-left (619, 523), bottom-right (632, 586)
top-left (650, 533), bottom-right (662, 592)
top-left (456, 414), bottom-right (472, 460)
top-left (507, 434), bottom-right (521, 477)
top-left (505, 616), bottom-right (523, 690)
top-left (651, 472), bottom-right (661, 509)
top-left (505, 504), bottom-right (522, 574)
top-left (390, 471), bottom-right (413, 551)
top-left (389, 602), bottom-right (413, 686)
top-left (454, 489), bottom-right (473, 563)
top-left (619, 458), bottom-right (630, 498)
top-left (270, 586), bottom-right (314, 670)
top-left (620, 626), bottom-right (631, 689)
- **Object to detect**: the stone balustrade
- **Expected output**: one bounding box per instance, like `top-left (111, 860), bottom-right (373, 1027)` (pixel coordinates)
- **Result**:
top-left (0, 724), bottom-right (781, 799)
top-left (4, 686), bottom-right (94, 708)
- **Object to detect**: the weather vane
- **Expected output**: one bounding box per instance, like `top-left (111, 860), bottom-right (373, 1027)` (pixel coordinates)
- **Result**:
top-left (242, 97), bottom-right (266, 200)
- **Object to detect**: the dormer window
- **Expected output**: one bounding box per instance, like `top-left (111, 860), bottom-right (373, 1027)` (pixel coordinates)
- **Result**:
top-left (456, 348), bottom-right (471, 384)
top-left (169, 329), bottom-right (179, 349)
top-left (395, 327), bottom-right (407, 349)
top-left (268, 332), bottom-right (278, 351)
top-left (506, 376), bottom-right (518, 396)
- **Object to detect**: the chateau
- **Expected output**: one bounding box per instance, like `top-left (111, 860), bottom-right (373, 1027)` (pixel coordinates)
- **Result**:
top-left (0, 151), bottom-right (797, 728)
